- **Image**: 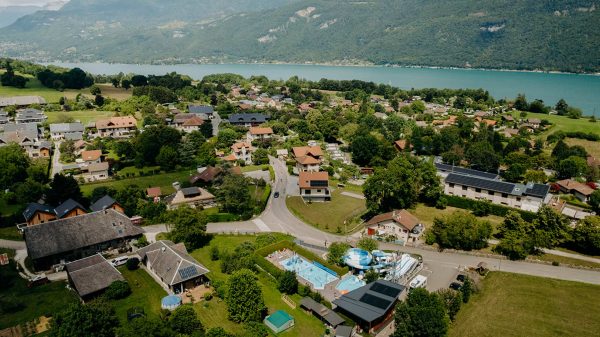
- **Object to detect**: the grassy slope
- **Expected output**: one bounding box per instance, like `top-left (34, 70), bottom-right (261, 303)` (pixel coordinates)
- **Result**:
top-left (45, 110), bottom-right (116, 124)
top-left (508, 112), bottom-right (600, 138)
top-left (408, 204), bottom-right (505, 229)
top-left (286, 188), bottom-right (366, 234)
top-left (564, 138), bottom-right (600, 158)
top-left (80, 170), bottom-right (194, 196)
top-left (0, 79), bottom-right (131, 104)
top-left (0, 249), bottom-right (79, 329)
top-left (189, 235), bottom-right (326, 337)
top-left (449, 272), bottom-right (600, 337)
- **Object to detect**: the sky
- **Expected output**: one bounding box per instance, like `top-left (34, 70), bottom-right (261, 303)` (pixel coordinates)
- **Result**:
top-left (0, 0), bottom-right (56, 6)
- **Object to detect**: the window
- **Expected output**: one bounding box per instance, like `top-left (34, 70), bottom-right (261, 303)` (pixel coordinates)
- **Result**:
top-left (488, 191), bottom-right (494, 196)
top-left (305, 190), bottom-right (311, 195)
top-left (475, 188), bottom-right (482, 193)
top-left (516, 197), bottom-right (521, 201)
top-left (449, 183), bottom-right (455, 188)
top-left (462, 186), bottom-right (468, 191)
top-left (316, 189), bottom-right (321, 193)
top-left (502, 193), bottom-right (508, 198)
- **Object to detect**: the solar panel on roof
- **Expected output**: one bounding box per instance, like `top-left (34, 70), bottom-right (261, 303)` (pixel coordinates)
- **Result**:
top-left (360, 294), bottom-right (391, 310)
top-left (310, 180), bottom-right (328, 187)
top-left (370, 283), bottom-right (402, 298)
top-left (179, 266), bottom-right (198, 280)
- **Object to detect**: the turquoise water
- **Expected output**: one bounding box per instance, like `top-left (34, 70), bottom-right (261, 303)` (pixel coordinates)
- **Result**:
top-left (50, 62), bottom-right (600, 116)
top-left (281, 256), bottom-right (338, 290)
top-left (336, 275), bottom-right (366, 293)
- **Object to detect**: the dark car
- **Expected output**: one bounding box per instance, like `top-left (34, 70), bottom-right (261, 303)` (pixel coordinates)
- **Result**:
top-left (274, 192), bottom-right (280, 198)
top-left (456, 274), bottom-right (467, 283)
top-left (449, 282), bottom-right (462, 290)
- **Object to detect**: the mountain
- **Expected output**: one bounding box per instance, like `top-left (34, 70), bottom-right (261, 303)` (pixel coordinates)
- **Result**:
top-left (0, 0), bottom-right (599, 72)
top-left (0, 6), bottom-right (40, 28)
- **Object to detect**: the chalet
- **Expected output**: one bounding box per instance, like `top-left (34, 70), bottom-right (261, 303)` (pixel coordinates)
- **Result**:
top-left (165, 187), bottom-right (215, 210)
top-left (527, 118), bottom-right (541, 129)
top-left (24, 209), bottom-right (143, 270)
top-left (22, 203), bottom-right (57, 226)
top-left (190, 166), bottom-right (223, 185)
top-left (231, 141), bottom-right (253, 164)
top-left (228, 113), bottom-right (268, 127)
top-left (175, 115), bottom-right (205, 133)
top-left (49, 123), bottom-right (85, 141)
top-left (15, 109), bottom-right (46, 124)
top-left (136, 240), bottom-right (209, 293)
top-left (298, 171), bottom-right (330, 202)
top-left (81, 150), bottom-right (103, 165)
top-left (0, 95), bottom-right (46, 108)
top-left (90, 195), bottom-right (124, 213)
top-left (292, 145), bottom-right (323, 172)
top-left (188, 104), bottom-right (214, 118)
top-left (365, 210), bottom-right (424, 244)
top-left (556, 179), bottom-right (595, 202)
top-left (54, 199), bottom-right (87, 219)
top-left (247, 127), bottom-right (274, 142)
top-left (94, 116), bottom-right (137, 138)
top-left (333, 280), bottom-right (406, 334)
top-left (66, 254), bottom-right (124, 301)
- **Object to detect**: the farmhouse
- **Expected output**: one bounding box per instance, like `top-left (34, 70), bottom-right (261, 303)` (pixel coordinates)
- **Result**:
top-left (298, 171), bottom-right (331, 202)
top-left (66, 254), bottom-right (124, 301)
top-left (85, 162), bottom-right (109, 182)
top-left (49, 123), bottom-right (85, 140)
top-left (94, 116), bottom-right (137, 138)
top-left (136, 240), bottom-right (209, 293)
top-left (365, 210), bottom-right (424, 244)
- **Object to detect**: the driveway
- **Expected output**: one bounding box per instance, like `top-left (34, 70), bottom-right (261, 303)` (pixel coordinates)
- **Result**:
top-left (50, 141), bottom-right (63, 177)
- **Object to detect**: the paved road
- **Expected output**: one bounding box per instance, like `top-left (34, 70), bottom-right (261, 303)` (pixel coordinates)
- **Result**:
top-left (211, 111), bottom-right (221, 137)
top-left (50, 141), bottom-right (63, 177)
top-left (0, 239), bottom-right (25, 250)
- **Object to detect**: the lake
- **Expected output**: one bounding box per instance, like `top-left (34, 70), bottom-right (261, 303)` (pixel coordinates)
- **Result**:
top-left (50, 62), bottom-right (600, 116)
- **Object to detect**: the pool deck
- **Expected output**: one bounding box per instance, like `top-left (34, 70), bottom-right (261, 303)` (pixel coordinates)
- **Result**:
top-left (266, 249), bottom-right (348, 302)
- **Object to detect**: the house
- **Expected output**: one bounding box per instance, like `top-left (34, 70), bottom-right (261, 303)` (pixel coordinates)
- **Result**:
top-left (22, 203), bottom-right (57, 226)
top-left (394, 139), bottom-right (412, 152)
top-left (73, 140), bottom-right (87, 156)
top-left (0, 123), bottom-right (50, 158)
top-left (527, 118), bottom-right (541, 129)
top-left (189, 104), bottom-right (214, 118)
top-left (49, 123), bottom-right (85, 141)
top-left (0, 95), bottom-right (46, 108)
top-left (335, 326), bottom-right (354, 337)
top-left (136, 240), bottom-right (209, 293)
top-left (54, 199), bottom-right (87, 219)
top-left (15, 109), bottom-right (46, 124)
top-left (276, 149), bottom-right (289, 159)
top-left (81, 150), bottom-right (102, 165)
top-left (190, 166), bottom-right (223, 185)
top-left (502, 128), bottom-right (520, 138)
top-left (231, 141), bottom-right (254, 164)
top-left (365, 210), bottom-right (424, 244)
top-left (23, 209), bottom-right (143, 270)
top-left (502, 115), bottom-right (515, 122)
top-left (556, 179), bottom-right (595, 202)
top-left (90, 195), bottom-right (124, 213)
top-left (300, 297), bottom-right (345, 328)
top-left (66, 254), bottom-right (124, 301)
top-left (264, 310), bottom-right (295, 334)
top-left (247, 127), bottom-right (274, 142)
top-left (435, 162), bottom-right (499, 180)
top-left (94, 116), bottom-right (137, 138)
top-left (293, 146), bottom-right (323, 172)
top-left (444, 173), bottom-right (550, 212)
top-left (299, 171), bottom-right (331, 202)
top-left (333, 280), bottom-right (406, 334)
top-left (147, 187), bottom-right (162, 200)
top-left (165, 187), bottom-right (215, 210)
top-left (228, 113), bottom-right (268, 127)
top-left (85, 162), bottom-right (109, 182)
top-left (175, 115), bottom-right (204, 133)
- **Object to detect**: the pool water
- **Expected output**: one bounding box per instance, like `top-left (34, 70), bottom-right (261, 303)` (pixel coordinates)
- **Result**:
top-left (281, 256), bottom-right (338, 289)
top-left (336, 275), bottom-right (366, 293)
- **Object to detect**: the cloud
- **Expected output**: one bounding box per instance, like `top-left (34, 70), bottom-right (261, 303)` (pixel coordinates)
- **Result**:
top-left (0, 0), bottom-right (51, 6)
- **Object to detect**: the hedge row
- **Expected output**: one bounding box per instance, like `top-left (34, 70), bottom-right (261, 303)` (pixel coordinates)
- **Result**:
top-left (547, 130), bottom-right (600, 143)
top-left (445, 195), bottom-right (536, 222)
top-left (255, 240), bottom-right (348, 275)
top-left (254, 255), bottom-right (283, 279)
top-left (206, 213), bottom-right (240, 222)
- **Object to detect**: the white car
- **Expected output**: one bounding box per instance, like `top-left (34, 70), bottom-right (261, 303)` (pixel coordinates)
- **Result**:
top-left (111, 256), bottom-right (129, 267)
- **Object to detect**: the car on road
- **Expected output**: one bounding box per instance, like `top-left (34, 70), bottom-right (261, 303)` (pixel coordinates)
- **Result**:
top-left (449, 282), bottom-right (462, 290)
top-left (274, 192), bottom-right (280, 198)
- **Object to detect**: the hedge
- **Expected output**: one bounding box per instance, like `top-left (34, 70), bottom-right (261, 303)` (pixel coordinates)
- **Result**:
top-left (206, 213), bottom-right (240, 222)
top-left (445, 195), bottom-right (536, 222)
top-left (255, 240), bottom-right (348, 275)
top-left (254, 255), bottom-right (283, 279)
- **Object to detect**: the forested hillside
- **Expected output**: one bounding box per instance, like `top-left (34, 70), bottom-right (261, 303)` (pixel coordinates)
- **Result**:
top-left (0, 0), bottom-right (598, 72)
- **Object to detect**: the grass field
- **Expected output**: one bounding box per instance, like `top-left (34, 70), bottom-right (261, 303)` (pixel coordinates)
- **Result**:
top-left (449, 272), bottom-right (600, 337)
top-left (0, 80), bottom-right (132, 103)
top-left (286, 188), bottom-right (367, 234)
top-left (0, 226), bottom-right (23, 241)
top-left (112, 267), bottom-right (167, 324)
top-left (533, 253), bottom-right (600, 269)
top-left (0, 249), bottom-right (79, 329)
top-left (564, 138), bottom-right (600, 158)
top-left (189, 235), bottom-right (326, 337)
top-left (408, 203), bottom-right (505, 229)
top-left (508, 112), bottom-right (600, 138)
top-left (80, 170), bottom-right (194, 196)
top-left (45, 110), bottom-right (116, 124)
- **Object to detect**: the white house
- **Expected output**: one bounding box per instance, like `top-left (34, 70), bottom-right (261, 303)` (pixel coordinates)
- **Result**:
top-left (247, 127), bottom-right (273, 142)
top-left (85, 162), bottom-right (109, 182)
top-left (298, 171), bottom-right (330, 202)
top-left (230, 142), bottom-right (254, 164)
top-left (365, 210), bottom-right (424, 244)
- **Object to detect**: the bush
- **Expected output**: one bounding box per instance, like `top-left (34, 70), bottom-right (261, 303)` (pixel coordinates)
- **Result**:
top-left (255, 255), bottom-right (283, 279)
top-left (204, 292), bottom-right (213, 301)
top-left (277, 270), bottom-right (299, 294)
top-left (212, 280), bottom-right (227, 299)
top-left (243, 322), bottom-right (270, 337)
top-left (210, 245), bottom-right (220, 261)
top-left (126, 258), bottom-right (139, 270)
top-left (105, 280), bottom-right (132, 300)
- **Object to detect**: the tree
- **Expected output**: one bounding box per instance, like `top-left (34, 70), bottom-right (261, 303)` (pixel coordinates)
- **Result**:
top-left (393, 288), bottom-right (449, 337)
top-left (431, 211), bottom-right (493, 250)
top-left (117, 318), bottom-right (176, 337)
top-left (277, 270), bottom-right (299, 294)
top-left (570, 216), bottom-right (600, 255)
top-left (460, 277), bottom-right (474, 303)
top-left (50, 301), bottom-right (119, 337)
top-left (357, 237), bottom-right (378, 252)
top-left (590, 190), bottom-right (600, 213)
top-left (466, 141), bottom-right (499, 173)
top-left (111, 78), bottom-right (119, 88)
top-left (104, 280), bottom-right (131, 300)
top-left (0, 144), bottom-right (30, 190)
top-left (556, 156), bottom-right (588, 179)
top-left (503, 163), bottom-right (527, 182)
top-left (59, 140), bottom-right (76, 163)
top-left (134, 125), bottom-right (181, 165)
top-left (216, 129), bottom-right (239, 148)
top-left (217, 174), bottom-right (252, 217)
top-left (533, 206), bottom-right (571, 249)
top-left (90, 85), bottom-right (101, 95)
top-left (524, 170), bottom-right (547, 183)
top-left (206, 327), bottom-right (235, 337)
top-left (350, 133), bottom-right (382, 167)
top-left (122, 79), bottom-right (132, 90)
top-left (327, 242), bottom-right (350, 265)
top-left (514, 94), bottom-right (528, 111)
top-left (555, 99), bottom-right (569, 115)
top-left (47, 174), bottom-right (84, 206)
top-left (14, 179), bottom-right (46, 204)
top-left (170, 305), bottom-right (204, 335)
top-left (131, 75), bottom-right (148, 87)
top-left (226, 269), bottom-right (266, 323)
top-left (200, 121), bottom-right (214, 138)
top-left (156, 146), bottom-right (179, 171)
top-left (252, 148), bottom-right (269, 165)
top-left (364, 269), bottom-right (379, 284)
top-left (167, 205), bottom-right (209, 250)
top-left (567, 107), bottom-right (582, 119)
top-left (435, 289), bottom-right (462, 321)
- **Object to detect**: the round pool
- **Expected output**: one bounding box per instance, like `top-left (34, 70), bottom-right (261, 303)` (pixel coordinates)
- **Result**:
top-left (161, 295), bottom-right (182, 311)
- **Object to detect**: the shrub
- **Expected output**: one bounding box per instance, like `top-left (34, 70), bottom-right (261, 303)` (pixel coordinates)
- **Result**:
top-left (210, 245), bottom-right (220, 261)
top-left (204, 292), bottom-right (213, 301)
top-left (126, 257), bottom-right (139, 270)
top-left (105, 280), bottom-right (132, 300)
top-left (243, 322), bottom-right (270, 337)
top-left (277, 270), bottom-right (299, 294)
top-left (212, 280), bottom-right (227, 299)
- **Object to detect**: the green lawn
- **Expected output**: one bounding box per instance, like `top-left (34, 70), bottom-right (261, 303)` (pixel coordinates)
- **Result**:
top-left (0, 198), bottom-right (22, 216)
top-left (240, 165), bottom-right (269, 173)
top-left (80, 170), bottom-right (194, 196)
top-left (533, 253), bottom-right (600, 269)
top-left (45, 110), bottom-right (115, 124)
top-left (508, 112), bottom-right (600, 138)
top-left (112, 267), bottom-right (167, 324)
top-left (189, 235), bottom-right (326, 337)
top-left (286, 188), bottom-right (367, 234)
top-left (408, 203), bottom-right (505, 229)
top-left (0, 249), bottom-right (79, 329)
top-left (449, 272), bottom-right (600, 337)
top-left (0, 78), bottom-right (70, 103)
top-left (0, 226), bottom-right (23, 241)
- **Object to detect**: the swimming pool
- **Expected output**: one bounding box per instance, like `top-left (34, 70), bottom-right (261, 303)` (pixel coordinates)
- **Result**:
top-left (280, 256), bottom-right (338, 290)
top-left (343, 248), bottom-right (373, 270)
top-left (336, 275), bottom-right (366, 293)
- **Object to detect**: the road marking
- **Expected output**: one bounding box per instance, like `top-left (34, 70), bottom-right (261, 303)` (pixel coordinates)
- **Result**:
top-left (253, 218), bottom-right (271, 232)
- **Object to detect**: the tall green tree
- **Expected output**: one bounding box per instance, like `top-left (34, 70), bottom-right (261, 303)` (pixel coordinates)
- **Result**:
top-left (277, 270), bottom-right (299, 294)
top-left (217, 174), bottom-right (252, 217)
top-left (327, 242), bottom-right (350, 265)
top-left (533, 206), bottom-right (571, 249)
top-left (156, 146), bottom-right (179, 171)
top-left (435, 289), bottom-right (462, 321)
top-left (47, 174), bottom-right (84, 206)
top-left (167, 205), bottom-right (209, 250)
top-left (357, 237), bottom-right (379, 252)
top-left (0, 144), bottom-right (30, 190)
top-left (393, 288), bottom-right (449, 337)
top-left (50, 301), bottom-right (119, 337)
top-left (170, 305), bottom-right (204, 335)
top-left (431, 211), bottom-right (493, 250)
top-left (226, 269), bottom-right (266, 323)
top-left (466, 141), bottom-right (500, 173)
top-left (570, 216), bottom-right (600, 256)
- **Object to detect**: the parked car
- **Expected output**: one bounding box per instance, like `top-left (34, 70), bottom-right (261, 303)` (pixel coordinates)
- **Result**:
top-left (111, 256), bottom-right (129, 267)
top-left (449, 282), bottom-right (462, 290)
top-left (456, 274), bottom-right (467, 283)
top-left (28, 274), bottom-right (50, 288)
top-left (274, 192), bottom-right (280, 198)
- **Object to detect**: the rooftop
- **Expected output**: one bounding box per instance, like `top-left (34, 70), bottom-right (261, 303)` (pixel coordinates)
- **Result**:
top-left (298, 171), bottom-right (329, 189)
top-left (333, 280), bottom-right (405, 323)
top-left (446, 173), bottom-right (550, 198)
top-left (366, 209), bottom-right (421, 231)
top-left (435, 163), bottom-right (499, 180)
top-left (54, 198), bottom-right (86, 219)
top-left (65, 254), bottom-right (124, 298)
top-left (89, 195), bottom-right (119, 212)
top-left (81, 150), bottom-right (102, 161)
top-left (249, 127), bottom-right (274, 135)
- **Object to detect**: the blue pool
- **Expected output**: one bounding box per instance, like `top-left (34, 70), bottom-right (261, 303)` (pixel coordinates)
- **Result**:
top-left (336, 275), bottom-right (366, 293)
top-left (281, 256), bottom-right (338, 289)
